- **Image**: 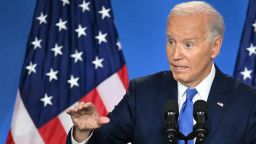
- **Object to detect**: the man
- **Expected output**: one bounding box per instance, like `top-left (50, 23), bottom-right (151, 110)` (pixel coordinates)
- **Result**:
top-left (67, 1), bottom-right (256, 144)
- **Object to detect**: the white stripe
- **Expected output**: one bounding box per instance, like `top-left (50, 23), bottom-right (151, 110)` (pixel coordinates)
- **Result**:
top-left (11, 90), bottom-right (44, 144)
top-left (58, 103), bottom-right (77, 134)
top-left (96, 73), bottom-right (126, 112)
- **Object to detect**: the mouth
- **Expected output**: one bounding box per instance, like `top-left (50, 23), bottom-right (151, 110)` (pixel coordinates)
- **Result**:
top-left (171, 64), bottom-right (188, 72)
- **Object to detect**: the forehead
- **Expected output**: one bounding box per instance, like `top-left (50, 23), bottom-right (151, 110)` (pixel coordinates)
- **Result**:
top-left (167, 14), bottom-right (209, 39)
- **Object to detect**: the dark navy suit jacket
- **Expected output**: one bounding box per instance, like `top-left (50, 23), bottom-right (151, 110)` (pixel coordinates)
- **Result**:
top-left (67, 68), bottom-right (256, 144)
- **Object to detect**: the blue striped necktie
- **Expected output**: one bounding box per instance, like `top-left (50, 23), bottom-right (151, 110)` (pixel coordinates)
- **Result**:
top-left (179, 88), bottom-right (197, 144)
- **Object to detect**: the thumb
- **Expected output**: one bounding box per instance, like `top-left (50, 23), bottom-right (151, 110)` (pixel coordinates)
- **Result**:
top-left (98, 116), bottom-right (110, 125)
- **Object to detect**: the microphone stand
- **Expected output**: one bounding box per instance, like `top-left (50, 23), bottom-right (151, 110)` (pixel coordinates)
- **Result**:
top-left (193, 123), bottom-right (208, 144)
top-left (178, 124), bottom-right (208, 144)
top-left (167, 127), bottom-right (208, 144)
top-left (166, 131), bottom-right (186, 144)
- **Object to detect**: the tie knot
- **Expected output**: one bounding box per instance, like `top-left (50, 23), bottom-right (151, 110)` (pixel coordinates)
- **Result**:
top-left (186, 88), bottom-right (197, 101)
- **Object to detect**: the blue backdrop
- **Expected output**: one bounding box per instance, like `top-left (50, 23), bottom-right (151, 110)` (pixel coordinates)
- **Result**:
top-left (0, 0), bottom-right (249, 142)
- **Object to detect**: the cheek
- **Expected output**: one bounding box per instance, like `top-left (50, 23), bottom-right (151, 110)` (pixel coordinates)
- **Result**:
top-left (166, 46), bottom-right (172, 60)
top-left (189, 51), bottom-right (212, 73)
top-left (189, 55), bottom-right (205, 69)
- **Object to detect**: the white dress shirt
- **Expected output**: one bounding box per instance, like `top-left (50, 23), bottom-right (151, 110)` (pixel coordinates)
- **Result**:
top-left (178, 63), bottom-right (216, 113)
top-left (72, 64), bottom-right (216, 144)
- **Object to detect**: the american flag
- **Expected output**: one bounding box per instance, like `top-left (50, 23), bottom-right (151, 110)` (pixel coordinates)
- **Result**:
top-left (234, 0), bottom-right (256, 87)
top-left (6, 0), bottom-right (128, 143)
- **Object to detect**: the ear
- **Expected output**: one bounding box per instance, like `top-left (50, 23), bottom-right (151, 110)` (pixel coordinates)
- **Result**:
top-left (210, 36), bottom-right (222, 59)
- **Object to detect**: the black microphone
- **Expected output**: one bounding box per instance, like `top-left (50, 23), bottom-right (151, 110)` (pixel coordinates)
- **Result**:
top-left (193, 100), bottom-right (208, 144)
top-left (165, 99), bottom-right (179, 144)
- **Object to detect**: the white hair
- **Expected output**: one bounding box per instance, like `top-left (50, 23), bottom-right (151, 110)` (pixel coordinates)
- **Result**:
top-left (168, 1), bottom-right (225, 41)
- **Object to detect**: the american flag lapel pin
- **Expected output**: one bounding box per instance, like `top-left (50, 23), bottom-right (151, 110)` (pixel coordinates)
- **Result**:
top-left (217, 102), bottom-right (224, 107)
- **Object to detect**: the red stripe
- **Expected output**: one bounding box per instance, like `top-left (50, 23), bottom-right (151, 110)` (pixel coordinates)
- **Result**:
top-left (36, 69), bottom-right (127, 143)
top-left (80, 89), bottom-right (108, 116)
top-left (117, 65), bottom-right (129, 89)
top-left (6, 131), bottom-right (15, 144)
top-left (38, 117), bottom-right (67, 144)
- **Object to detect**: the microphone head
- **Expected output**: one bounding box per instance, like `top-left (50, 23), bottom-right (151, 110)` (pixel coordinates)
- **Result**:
top-left (165, 99), bottom-right (179, 119)
top-left (193, 100), bottom-right (208, 120)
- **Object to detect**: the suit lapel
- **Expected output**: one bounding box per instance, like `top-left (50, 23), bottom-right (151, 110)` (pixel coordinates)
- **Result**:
top-left (156, 71), bottom-right (178, 125)
top-left (205, 67), bottom-right (232, 142)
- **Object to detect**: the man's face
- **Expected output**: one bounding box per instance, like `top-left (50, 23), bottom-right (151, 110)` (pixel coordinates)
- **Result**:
top-left (166, 14), bottom-right (221, 87)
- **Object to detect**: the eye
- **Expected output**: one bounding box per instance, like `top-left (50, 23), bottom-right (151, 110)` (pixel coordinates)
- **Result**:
top-left (185, 42), bottom-right (193, 49)
top-left (168, 39), bottom-right (175, 46)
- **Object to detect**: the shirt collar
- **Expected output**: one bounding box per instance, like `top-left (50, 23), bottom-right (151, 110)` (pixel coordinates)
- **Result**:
top-left (178, 63), bottom-right (216, 101)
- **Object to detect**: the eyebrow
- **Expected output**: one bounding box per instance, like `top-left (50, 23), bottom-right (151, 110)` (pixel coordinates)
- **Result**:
top-left (167, 35), bottom-right (196, 42)
top-left (167, 34), bottom-right (174, 39)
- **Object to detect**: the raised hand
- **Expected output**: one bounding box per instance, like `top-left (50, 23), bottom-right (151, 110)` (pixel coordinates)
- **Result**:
top-left (66, 102), bottom-right (110, 142)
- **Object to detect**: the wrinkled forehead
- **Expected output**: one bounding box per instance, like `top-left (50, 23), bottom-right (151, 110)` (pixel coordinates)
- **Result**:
top-left (167, 14), bottom-right (209, 40)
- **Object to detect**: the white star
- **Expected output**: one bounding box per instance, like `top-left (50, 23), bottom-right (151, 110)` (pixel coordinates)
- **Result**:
top-left (36, 12), bottom-right (47, 24)
top-left (26, 61), bottom-right (37, 75)
top-left (98, 6), bottom-right (111, 19)
top-left (79, 1), bottom-right (90, 12)
top-left (246, 43), bottom-right (256, 56)
top-left (75, 24), bottom-right (87, 38)
top-left (51, 43), bottom-right (63, 57)
top-left (41, 94), bottom-right (53, 107)
top-left (71, 50), bottom-right (83, 63)
top-left (240, 67), bottom-right (253, 80)
top-left (46, 68), bottom-right (58, 82)
top-left (95, 31), bottom-right (107, 44)
top-left (31, 37), bottom-right (42, 49)
top-left (67, 75), bottom-right (79, 88)
top-left (92, 56), bottom-right (104, 69)
top-left (116, 40), bottom-right (122, 50)
top-left (56, 18), bottom-right (67, 31)
top-left (60, 0), bottom-right (70, 6)
top-left (253, 20), bottom-right (256, 32)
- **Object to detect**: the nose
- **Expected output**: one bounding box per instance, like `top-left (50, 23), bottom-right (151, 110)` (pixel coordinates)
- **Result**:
top-left (172, 45), bottom-right (183, 60)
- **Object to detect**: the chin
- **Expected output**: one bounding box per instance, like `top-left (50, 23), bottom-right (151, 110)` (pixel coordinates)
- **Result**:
top-left (173, 74), bottom-right (186, 82)
top-left (172, 73), bottom-right (190, 82)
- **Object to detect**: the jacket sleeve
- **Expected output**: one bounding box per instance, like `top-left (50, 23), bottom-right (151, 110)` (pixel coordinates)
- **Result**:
top-left (66, 80), bottom-right (136, 144)
top-left (245, 93), bottom-right (256, 144)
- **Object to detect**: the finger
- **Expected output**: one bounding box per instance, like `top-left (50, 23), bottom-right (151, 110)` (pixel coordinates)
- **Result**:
top-left (66, 105), bottom-right (79, 114)
top-left (77, 101), bottom-right (85, 110)
top-left (97, 116), bottom-right (110, 125)
top-left (72, 101), bottom-right (87, 112)
top-left (76, 102), bottom-right (91, 111)
top-left (73, 103), bottom-right (95, 115)
top-left (78, 102), bottom-right (96, 112)
top-left (66, 108), bottom-right (79, 116)
top-left (77, 101), bottom-right (86, 109)
top-left (67, 102), bottom-right (84, 115)
top-left (73, 103), bottom-right (79, 111)
top-left (66, 108), bottom-right (72, 114)
top-left (82, 102), bottom-right (96, 111)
